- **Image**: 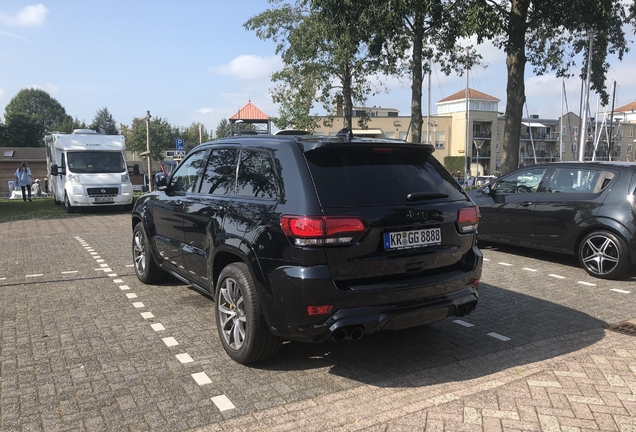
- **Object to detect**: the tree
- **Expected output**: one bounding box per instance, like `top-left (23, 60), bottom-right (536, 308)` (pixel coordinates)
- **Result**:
top-left (362, 0), bottom-right (478, 143)
top-left (215, 119), bottom-right (231, 139)
top-left (90, 107), bottom-right (119, 134)
top-left (126, 116), bottom-right (178, 161)
top-left (55, 116), bottom-right (88, 134)
top-left (178, 122), bottom-right (211, 152)
top-left (245, 0), bottom-right (394, 131)
top-left (2, 112), bottom-right (45, 147)
top-left (4, 88), bottom-right (71, 132)
top-left (457, 0), bottom-right (630, 174)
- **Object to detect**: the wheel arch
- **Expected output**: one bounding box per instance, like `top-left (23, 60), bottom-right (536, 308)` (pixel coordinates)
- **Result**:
top-left (573, 217), bottom-right (632, 259)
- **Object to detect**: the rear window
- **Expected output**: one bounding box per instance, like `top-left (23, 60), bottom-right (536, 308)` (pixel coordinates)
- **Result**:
top-left (304, 145), bottom-right (466, 207)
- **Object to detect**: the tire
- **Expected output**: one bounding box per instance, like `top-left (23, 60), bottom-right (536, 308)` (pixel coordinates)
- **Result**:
top-left (578, 230), bottom-right (631, 280)
top-left (132, 223), bottom-right (169, 284)
top-left (215, 263), bottom-right (281, 364)
top-left (64, 193), bottom-right (75, 213)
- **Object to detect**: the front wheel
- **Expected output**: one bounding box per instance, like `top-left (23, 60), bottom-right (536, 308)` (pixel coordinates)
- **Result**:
top-left (132, 223), bottom-right (168, 284)
top-left (578, 231), bottom-right (631, 280)
top-left (215, 263), bottom-right (281, 364)
top-left (64, 193), bottom-right (75, 213)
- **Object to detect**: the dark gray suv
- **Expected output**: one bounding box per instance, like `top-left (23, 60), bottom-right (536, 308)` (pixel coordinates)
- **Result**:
top-left (132, 133), bottom-right (483, 363)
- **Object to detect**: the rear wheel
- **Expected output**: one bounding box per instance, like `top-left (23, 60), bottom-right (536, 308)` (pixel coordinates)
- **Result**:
top-left (133, 223), bottom-right (168, 284)
top-left (578, 231), bottom-right (630, 280)
top-left (215, 263), bottom-right (281, 364)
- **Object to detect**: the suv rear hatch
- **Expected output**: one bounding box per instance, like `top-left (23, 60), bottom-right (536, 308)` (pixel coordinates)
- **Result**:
top-left (303, 143), bottom-right (478, 290)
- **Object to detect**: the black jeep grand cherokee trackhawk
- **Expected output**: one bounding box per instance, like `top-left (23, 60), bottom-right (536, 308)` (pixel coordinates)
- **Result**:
top-left (131, 131), bottom-right (482, 364)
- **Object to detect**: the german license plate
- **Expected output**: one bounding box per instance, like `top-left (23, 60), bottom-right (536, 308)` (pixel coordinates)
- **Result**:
top-left (95, 197), bottom-right (114, 203)
top-left (384, 228), bottom-right (441, 250)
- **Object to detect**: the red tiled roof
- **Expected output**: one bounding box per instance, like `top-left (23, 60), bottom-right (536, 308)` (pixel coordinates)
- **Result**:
top-left (438, 88), bottom-right (499, 103)
top-left (230, 102), bottom-right (269, 120)
top-left (614, 101), bottom-right (636, 113)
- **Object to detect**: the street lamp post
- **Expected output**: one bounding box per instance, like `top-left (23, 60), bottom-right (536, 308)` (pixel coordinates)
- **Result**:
top-left (578, 28), bottom-right (595, 162)
top-left (139, 111), bottom-right (152, 192)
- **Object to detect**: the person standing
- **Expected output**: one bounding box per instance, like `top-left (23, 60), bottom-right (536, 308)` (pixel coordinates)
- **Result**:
top-left (14, 161), bottom-right (33, 202)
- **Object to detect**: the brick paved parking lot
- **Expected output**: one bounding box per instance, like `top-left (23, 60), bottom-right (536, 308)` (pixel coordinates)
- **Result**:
top-left (1, 215), bottom-right (635, 431)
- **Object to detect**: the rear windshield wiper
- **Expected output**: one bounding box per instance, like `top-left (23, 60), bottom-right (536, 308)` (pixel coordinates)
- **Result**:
top-left (406, 192), bottom-right (450, 201)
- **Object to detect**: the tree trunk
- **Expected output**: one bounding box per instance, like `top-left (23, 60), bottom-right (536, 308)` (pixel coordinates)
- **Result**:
top-left (343, 64), bottom-right (353, 130)
top-left (501, 0), bottom-right (529, 175)
top-left (410, 10), bottom-right (424, 144)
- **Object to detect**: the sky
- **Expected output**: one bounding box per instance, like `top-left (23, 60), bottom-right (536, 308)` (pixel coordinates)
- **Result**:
top-left (1, 1), bottom-right (636, 138)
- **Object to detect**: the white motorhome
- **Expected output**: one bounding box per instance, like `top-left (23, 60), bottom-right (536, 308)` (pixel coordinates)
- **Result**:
top-left (45, 129), bottom-right (134, 212)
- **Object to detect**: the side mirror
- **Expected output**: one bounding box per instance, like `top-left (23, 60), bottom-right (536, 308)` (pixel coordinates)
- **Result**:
top-left (51, 164), bottom-right (64, 176)
top-left (154, 172), bottom-right (168, 189)
top-left (482, 185), bottom-right (491, 195)
top-left (133, 164), bottom-right (140, 175)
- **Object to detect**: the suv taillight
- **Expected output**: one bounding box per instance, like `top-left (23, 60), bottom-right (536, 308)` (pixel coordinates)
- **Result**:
top-left (457, 206), bottom-right (480, 233)
top-left (280, 215), bottom-right (367, 246)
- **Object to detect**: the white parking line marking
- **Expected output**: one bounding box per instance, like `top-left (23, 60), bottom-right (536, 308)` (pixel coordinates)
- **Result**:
top-left (577, 281), bottom-right (596, 287)
top-left (113, 279), bottom-right (123, 283)
top-left (192, 372), bottom-right (212, 386)
top-left (498, 262), bottom-right (513, 266)
top-left (548, 274), bottom-right (566, 279)
top-left (0, 277), bottom-right (6, 280)
top-left (211, 395), bottom-right (235, 411)
top-left (488, 332), bottom-right (511, 341)
top-left (90, 252), bottom-right (97, 255)
top-left (25, 274), bottom-right (43, 278)
top-left (151, 323), bottom-right (165, 331)
top-left (93, 256), bottom-right (101, 259)
top-left (176, 353), bottom-right (194, 364)
top-left (99, 264), bottom-right (108, 267)
top-left (453, 320), bottom-right (474, 327)
top-left (96, 259), bottom-right (105, 263)
top-left (119, 285), bottom-right (130, 290)
top-left (107, 273), bottom-right (117, 277)
top-left (132, 302), bottom-right (145, 308)
top-left (483, 258), bottom-right (490, 261)
top-left (140, 312), bottom-right (154, 319)
top-left (126, 293), bottom-right (138, 299)
top-left (162, 337), bottom-right (179, 347)
top-left (611, 289), bottom-right (631, 294)
top-left (126, 264), bottom-right (134, 267)
top-left (61, 271), bottom-right (78, 274)
top-left (104, 268), bottom-right (113, 272)
top-left (523, 268), bottom-right (538, 272)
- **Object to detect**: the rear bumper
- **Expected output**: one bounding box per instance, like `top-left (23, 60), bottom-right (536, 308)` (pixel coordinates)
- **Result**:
top-left (262, 246), bottom-right (482, 342)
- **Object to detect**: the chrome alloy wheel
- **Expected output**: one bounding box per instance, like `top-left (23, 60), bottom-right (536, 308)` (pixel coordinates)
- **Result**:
top-left (217, 277), bottom-right (247, 350)
top-left (133, 229), bottom-right (147, 276)
top-left (580, 234), bottom-right (620, 276)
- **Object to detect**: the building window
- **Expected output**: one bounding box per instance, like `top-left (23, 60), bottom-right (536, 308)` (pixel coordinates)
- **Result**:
top-left (496, 142), bottom-right (499, 153)
top-left (497, 124), bottom-right (500, 135)
top-left (562, 126), bottom-right (566, 135)
top-left (435, 142), bottom-right (444, 149)
top-left (618, 129), bottom-right (623, 138)
top-left (629, 129), bottom-right (633, 138)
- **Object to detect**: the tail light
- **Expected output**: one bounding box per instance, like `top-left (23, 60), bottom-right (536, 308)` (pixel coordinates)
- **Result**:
top-left (457, 206), bottom-right (480, 233)
top-left (280, 215), bottom-right (367, 246)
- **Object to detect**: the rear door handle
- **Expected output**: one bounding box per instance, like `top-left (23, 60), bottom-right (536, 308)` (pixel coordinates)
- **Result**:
top-left (175, 200), bottom-right (184, 206)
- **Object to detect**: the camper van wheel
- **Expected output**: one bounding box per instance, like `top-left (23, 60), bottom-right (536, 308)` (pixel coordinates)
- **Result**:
top-left (64, 193), bottom-right (75, 213)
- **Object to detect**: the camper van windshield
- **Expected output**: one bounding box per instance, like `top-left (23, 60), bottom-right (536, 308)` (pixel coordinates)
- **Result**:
top-left (67, 151), bottom-right (126, 174)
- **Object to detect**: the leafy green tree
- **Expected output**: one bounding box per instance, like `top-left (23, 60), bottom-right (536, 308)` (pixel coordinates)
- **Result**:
top-left (127, 116), bottom-right (178, 161)
top-left (214, 119), bottom-right (231, 139)
top-left (4, 88), bottom-right (71, 132)
top-left (457, 0), bottom-right (630, 174)
top-left (245, 0), bottom-right (394, 131)
top-left (55, 116), bottom-right (88, 133)
top-left (2, 112), bottom-right (46, 147)
top-left (178, 122), bottom-right (211, 152)
top-left (90, 107), bottom-right (119, 134)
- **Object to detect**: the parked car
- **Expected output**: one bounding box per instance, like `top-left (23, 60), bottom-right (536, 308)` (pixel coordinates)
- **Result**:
top-left (131, 133), bottom-right (482, 363)
top-left (468, 162), bottom-right (636, 280)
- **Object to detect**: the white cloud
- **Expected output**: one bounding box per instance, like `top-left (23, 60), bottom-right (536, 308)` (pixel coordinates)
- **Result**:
top-left (209, 55), bottom-right (282, 81)
top-left (0, 30), bottom-right (29, 40)
top-left (0, 88), bottom-right (5, 99)
top-left (0, 4), bottom-right (49, 27)
top-left (197, 108), bottom-right (214, 115)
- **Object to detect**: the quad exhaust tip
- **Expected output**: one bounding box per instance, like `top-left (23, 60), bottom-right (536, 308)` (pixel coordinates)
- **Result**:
top-left (332, 326), bottom-right (364, 342)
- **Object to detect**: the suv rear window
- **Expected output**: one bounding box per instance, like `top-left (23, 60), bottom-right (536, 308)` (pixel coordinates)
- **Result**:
top-left (304, 145), bottom-right (466, 207)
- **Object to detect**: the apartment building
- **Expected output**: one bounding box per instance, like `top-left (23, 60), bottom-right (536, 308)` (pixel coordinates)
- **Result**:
top-left (314, 89), bottom-right (636, 176)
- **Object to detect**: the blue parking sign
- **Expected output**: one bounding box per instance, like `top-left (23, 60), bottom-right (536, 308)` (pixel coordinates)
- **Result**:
top-left (176, 138), bottom-right (184, 151)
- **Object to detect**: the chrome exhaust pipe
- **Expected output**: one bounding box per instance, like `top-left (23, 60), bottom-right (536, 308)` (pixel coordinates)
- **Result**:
top-left (349, 327), bottom-right (364, 341)
top-left (332, 328), bottom-right (347, 342)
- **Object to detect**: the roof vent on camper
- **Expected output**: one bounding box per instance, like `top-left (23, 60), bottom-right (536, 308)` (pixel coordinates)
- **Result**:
top-left (72, 129), bottom-right (97, 134)
top-left (530, 114), bottom-right (539, 119)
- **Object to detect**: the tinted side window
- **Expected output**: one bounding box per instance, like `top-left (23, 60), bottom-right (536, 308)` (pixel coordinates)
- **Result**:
top-left (168, 150), bottom-right (209, 193)
top-left (236, 149), bottom-right (278, 199)
top-left (493, 168), bottom-right (547, 194)
top-left (547, 168), bottom-right (612, 193)
top-left (199, 149), bottom-right (239, 195)
top-left (304, 145), bottom-right (466, 207)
